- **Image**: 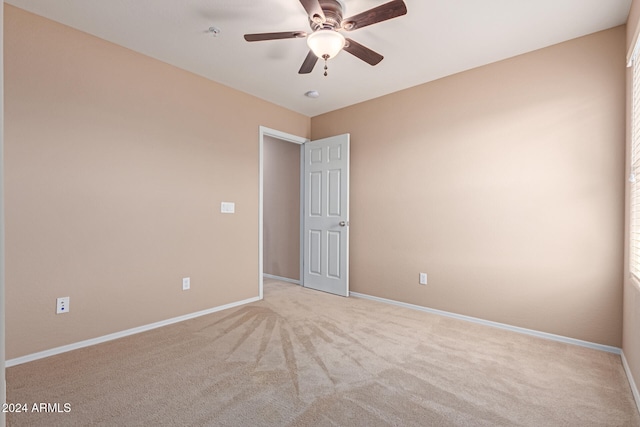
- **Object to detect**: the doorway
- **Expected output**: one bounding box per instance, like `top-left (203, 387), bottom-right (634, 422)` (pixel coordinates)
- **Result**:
top-left (259, 127), bottom-right (351, 299)
top-left (259, 127), bottom-right (307, 299)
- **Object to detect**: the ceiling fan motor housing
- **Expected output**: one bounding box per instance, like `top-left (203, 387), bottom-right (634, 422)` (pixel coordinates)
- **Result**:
top-left (310, 0), bottom-right (344, 30)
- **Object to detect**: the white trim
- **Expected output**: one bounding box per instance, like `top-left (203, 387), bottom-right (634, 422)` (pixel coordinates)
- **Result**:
top-left (350, 291), bottom-right (622, 355)
top-left (258, 126), bottom-right (308, 301)
top-left (263, 274), bottom-right (301, 285)
top-left (259, 128), bottom-right (264, 300)
top-left (5, 296), bottom-right (260, 367)
top-left (629, 23), bottom-right (640, 67)
top-left (299, 145), bottom-right (305, 286)
top-left (628, 42), bottom-right (640, 68)
top-left (622, 351), bottom-right (640, 414)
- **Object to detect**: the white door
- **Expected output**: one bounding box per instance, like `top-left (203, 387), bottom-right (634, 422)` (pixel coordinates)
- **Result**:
top-left (303, 134), bottom-right (350, 296)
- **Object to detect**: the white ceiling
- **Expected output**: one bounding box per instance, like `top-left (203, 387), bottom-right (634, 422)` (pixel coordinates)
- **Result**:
top-left (6, 0), bottom-right (632, 117)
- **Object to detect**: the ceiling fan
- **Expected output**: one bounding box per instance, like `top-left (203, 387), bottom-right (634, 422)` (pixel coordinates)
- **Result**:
top-left (244, 0), bottom-right (407, 76)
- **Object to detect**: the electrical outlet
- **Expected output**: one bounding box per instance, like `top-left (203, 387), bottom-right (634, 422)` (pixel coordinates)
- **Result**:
top-left (419, 273), bottom-right (427, 285)
top-left (182, 277), bottom-right (190, 291)
top-left (56, 297), bottom-right (70, 314)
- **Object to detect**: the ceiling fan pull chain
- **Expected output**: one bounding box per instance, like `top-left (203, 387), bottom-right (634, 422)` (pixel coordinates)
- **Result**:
top-left (323, 54), bottom-right (329, 76)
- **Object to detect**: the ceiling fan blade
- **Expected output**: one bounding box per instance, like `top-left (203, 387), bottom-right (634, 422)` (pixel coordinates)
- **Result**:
top-left (343, 38), bottom-right (383, 66)
top-left (299, 50), bottom-right (319, 74)
top-left (342, 0), bottom-right (407, 31)
top-left (244, 31), bottom-right (307, 42)
top-left (299, 0), bottom-right (326, 24)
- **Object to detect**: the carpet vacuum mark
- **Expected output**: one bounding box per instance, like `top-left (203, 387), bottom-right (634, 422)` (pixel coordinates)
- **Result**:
top-left (6, 280), bottom-right (640, 426)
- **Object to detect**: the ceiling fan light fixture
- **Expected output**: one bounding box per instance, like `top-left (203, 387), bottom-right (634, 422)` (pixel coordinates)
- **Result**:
top-left (306, 29), bottom-right (345, 60)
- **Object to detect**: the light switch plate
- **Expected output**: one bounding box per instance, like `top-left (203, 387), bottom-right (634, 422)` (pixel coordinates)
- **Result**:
top-left (221, 202), bottom-right (235, 213)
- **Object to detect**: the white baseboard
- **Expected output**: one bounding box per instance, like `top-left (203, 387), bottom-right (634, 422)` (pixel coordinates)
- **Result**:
top-left (622, 351), bottom-right (640, 414)
top-left (350, 291), bottom-right (621, 355)
top-left (263, 274), bottom-right (300, 285)
top-left (5, 296), bottom-right (261, 367)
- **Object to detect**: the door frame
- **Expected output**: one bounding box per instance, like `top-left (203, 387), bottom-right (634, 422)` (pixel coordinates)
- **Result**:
top-left (259, 126), bottom-right (308, 300)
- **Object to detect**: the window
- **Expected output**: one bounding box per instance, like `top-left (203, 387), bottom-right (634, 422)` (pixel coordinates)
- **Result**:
top-left (631, 41), bottom-right (640, 279)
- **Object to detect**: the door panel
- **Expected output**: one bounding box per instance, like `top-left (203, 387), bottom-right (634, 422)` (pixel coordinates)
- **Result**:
top-left (327, 231), bottom-right (341, 278)
top-left (328, 170), bottom-right (341, 216)
top-left (303, 134), bottom-right (350, 296)
top-left (309, 230), bottom-right (322, 275)
top-left (309, 172), bottom-right (322, 216)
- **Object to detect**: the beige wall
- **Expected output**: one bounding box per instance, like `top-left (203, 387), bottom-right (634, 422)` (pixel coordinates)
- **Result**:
top-left (312, 27), bottom-right (626, 347)
top-left (4, 5), bottom-right (310, 359)
top-left (263, 136), bottom-right (300, 280)
top-left (626, 0), bottom-right (640, 402)
top-left (4, 3), bottom-right (629, 361)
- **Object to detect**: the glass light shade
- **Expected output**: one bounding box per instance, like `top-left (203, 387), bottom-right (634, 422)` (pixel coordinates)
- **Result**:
top-left (306, 30), bottom-right (345, 60)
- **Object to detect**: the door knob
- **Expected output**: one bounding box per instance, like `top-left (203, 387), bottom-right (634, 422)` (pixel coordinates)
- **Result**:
top-left (339, 221), bottom-right (348, 227)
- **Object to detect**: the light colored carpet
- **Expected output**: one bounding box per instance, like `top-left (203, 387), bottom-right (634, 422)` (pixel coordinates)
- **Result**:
top-left (6, 279), bottom-right (640, 426)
